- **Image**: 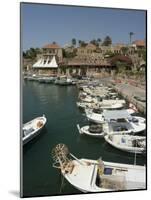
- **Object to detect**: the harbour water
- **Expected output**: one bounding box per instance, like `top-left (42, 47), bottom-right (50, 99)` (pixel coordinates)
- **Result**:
top-left (23, 81), bottom-right (146, 197)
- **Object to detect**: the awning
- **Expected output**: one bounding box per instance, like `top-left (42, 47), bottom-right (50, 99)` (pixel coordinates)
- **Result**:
top-left (33, 56), bottom-right (58, 68)
top-left (103, 110), bottom-right (131, 121)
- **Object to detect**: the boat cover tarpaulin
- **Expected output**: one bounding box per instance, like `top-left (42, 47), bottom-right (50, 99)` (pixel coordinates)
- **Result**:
top-left (103, 110), bottom-right (131, 121)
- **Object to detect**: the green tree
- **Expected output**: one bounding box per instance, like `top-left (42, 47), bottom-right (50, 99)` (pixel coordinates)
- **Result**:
top-left (90, 39), bottom-right (97, 46)
top-left (78, 40), bottom-right (82, 47)
top-left (97, 38), bottom-right (102, 46)
top-left (121, 47), bottom-right (129, 55)
top-left (23, 51), bottom-right (26, 57)
top-left (102, 36), bottom-right (112, 46)
top-left (97, 38), bottom-right (101, 43)
top-left (116, 61), bottom-right (127, 74)
top-left (104, 51), bottom-right (117, 58)
top-left (23, 48), bottom-right (41, 59)
top-left (137, 49), bottom-right (146, 61)
top-left (142, 49), bottom-right (146, 61)
top-left (62, 48), bottom-right (77, 58)
top-left (129, 32), bottom-right (134, 44)
top-left (71, 38), bottom-right (76, 46)
top-left (78, 40), bottom-right (87, 47)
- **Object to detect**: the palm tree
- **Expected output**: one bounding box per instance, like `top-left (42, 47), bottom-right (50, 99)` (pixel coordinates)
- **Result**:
top-left (78, 40), bottom-right (87, 47)
top-left (71, 38), bottom-right (76, 47)
top-left (129, 32), bottom-right (134, 44)
top-left (78, 40), bottom-right (82, 47)
top-left (97, 38), bottom-right (102, 44)
top-left (90, 39), bottom-right (96, 45)
top-left (23, 48), bottom-right (41, 59)
top-left (102, 36), bottom-right (112, 46)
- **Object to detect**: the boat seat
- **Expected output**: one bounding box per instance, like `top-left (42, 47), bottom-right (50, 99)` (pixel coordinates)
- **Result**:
top-left (23, 127), bottom-right (34, 136)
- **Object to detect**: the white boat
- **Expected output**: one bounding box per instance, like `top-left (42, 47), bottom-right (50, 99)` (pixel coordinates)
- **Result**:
top-left (77, 124), bottom-right (104, 138)
top-left (38, 77), bottom-right (55, 83)
top-left (52, 144), bottom-right (146, 193)
top-left (101, 99), bottom-right (126, 106)
top-left (86, 111), bottom-right (105, 124)
top-left (104, 134), bottom-right (146, 154)
top-left (23, 115), bottom-right (47, 145)
top-left (55, 76), bottom-right (73, 85)
top-left (99, 102), bottom-right (124, 110)
top-left (76, 102), bottom-right (97, 110)
top-left (81, 96), bottom-right (94, 103)
top-left (77, 99), bottom-right (126, 112)
top-left (128, 116), bottom-right (146, 133)
top-left (103, 110), bottom-right (146, 134)
top-left (86, 109), bottom-right (136, 124)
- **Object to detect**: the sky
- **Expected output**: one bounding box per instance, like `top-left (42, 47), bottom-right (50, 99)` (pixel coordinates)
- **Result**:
top-left (21, 3), bottom-right (146, 51)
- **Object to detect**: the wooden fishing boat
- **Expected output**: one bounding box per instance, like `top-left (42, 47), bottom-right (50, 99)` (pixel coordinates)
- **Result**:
top-left (52, 144), bottom-right (146, 193)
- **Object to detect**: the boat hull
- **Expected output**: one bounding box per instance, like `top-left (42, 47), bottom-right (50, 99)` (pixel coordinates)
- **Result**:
top-left (62, 159), bottom-right (146, 193)
top-left (80, 126), bottom-right (104, 138)
top-left (86, 113), bottom-right (104, 124)
top-left (104, 134), bottom-right (146, 154)
top-left (23, 116), bottom-right (47, 145)
top-left (23, 128), bottom-right (42, 145)
top-left (130, 116), bottom-right (146, 133)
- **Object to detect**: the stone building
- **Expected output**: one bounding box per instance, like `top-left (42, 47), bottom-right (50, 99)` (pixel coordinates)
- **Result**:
top-left (132, 40), bottom-right (146, 50)
top-left (76, 43), bottom-right (103, 60)
top-left (32, 43), bottom-right (63, 75)
top-left (42, 43), bottom-right (63, 62)
top-left (60, 57), bottom-right (112, 77)
top-left (100, 45), bottom-right (122, 55)
top-left (24, 39), bottom-right (146, 77)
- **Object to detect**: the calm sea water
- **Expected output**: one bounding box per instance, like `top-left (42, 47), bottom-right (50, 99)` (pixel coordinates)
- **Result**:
top-left (22, 81), bottom-right (146, 197)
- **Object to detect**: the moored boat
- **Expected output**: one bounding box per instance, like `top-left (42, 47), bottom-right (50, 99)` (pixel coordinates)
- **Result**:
top-left (23, 115), bottom-right (47, 145)
top-left (103, 110), bottom-right (146, 134)
top-left (104, 134), bottom-right (146, 154)
top-left (86, 111), bottom-right (105, 124)
top-left (76, 102), bottom-right (96, 110)
top-left (85, 109), bottom-right (136, 124)
top-left (38, 77), bottom-right (56, 83)
top-left (52, 144), bottom-right (146, 193)
top-left (55, 76), bottom-right (73, 85)
top-left (77, 124), bottom-right (104, 138)
top-left (128, 116), bottom-right (146, 133)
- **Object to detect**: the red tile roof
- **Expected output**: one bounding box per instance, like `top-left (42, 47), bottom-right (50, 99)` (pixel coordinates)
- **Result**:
top-left (43, 43), bottom-right (61, 49)
top-left (133, 40), bottom-right (145, 47)
top-left (110, 55), bottom-right (132, 65)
